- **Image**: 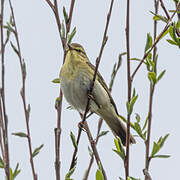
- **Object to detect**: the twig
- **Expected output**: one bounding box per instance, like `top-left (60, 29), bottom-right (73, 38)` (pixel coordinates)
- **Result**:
top-left (145, 1), bottom-right (159, 180)
top-left (125, 0), bottom-right (132, 179)
top-left (8, 0), bottom-right (37, 179)
top-left (69, 1), bottom-right (115, 178)
top-left (174, 1), bottom-right (180, 22)
top-left (131, 2), bottom-right (180, 80)
top-left (143, 169), bottom-right (152, 180)
top-left (45, 1), bottom-right (76, 179)
top-left (83, 120), bottom-right (107, 180)
top-left (83, 54), bottom-right (123, 180)
top-left (160, 0), bottom-right (170, 20)
top-left (0, 0), bottom-right (10, 179)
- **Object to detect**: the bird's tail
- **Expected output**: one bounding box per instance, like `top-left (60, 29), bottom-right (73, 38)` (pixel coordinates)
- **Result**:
top-left (99, 109), bottom-right (136, 146)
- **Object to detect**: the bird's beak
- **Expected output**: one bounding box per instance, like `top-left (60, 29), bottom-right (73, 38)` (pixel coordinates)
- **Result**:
top-left (67, 44), bottom-right (74, 51)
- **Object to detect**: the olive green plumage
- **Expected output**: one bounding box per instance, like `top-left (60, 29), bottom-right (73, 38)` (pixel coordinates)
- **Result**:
top-left (60, 43), bottom-right (136, 145)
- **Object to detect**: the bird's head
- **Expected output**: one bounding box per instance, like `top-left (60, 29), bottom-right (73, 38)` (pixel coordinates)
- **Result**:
top-left (66, 43), bottom-right (88, 61)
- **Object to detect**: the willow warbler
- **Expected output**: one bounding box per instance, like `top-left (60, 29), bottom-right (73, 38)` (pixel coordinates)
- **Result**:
top-left (60, 43), bottom-right (135, 145)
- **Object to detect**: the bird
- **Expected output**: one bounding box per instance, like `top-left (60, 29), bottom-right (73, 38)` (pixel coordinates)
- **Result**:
top-left (59, 43), bottom-right (136, 146)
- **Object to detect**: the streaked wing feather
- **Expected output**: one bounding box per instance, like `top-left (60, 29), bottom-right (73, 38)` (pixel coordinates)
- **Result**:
top-left (86, 61), bottom-right (119, 115)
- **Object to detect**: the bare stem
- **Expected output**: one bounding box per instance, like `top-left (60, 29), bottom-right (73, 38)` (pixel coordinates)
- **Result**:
top-left (8, 0), bottom-right (37, 179)
top-left (160, 0), bottom-right (170, 20)
top-left (0, 0), bottom-right (10, 179)
top-left (69, 1), bottom-right (115, 178)
top-left (83, 55), bottom-right (122, 180)
top-left (125, 0), bottom-right (132, 179)
top-left (145, 1), bottom-right (159, 180)
top-left (83, 120), bottom-right (107, 180)
top-left (45, 0), bottom-right (76, 179)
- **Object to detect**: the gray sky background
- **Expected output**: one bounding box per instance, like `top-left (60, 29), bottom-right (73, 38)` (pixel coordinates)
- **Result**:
top-left (1, 0), bottom-right (180, 179)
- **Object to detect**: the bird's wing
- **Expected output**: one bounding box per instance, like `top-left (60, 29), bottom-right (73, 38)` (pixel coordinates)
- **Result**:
top-left (86, 61), bottom-right (119, 115)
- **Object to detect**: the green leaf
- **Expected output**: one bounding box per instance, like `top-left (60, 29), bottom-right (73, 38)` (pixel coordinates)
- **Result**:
top-left (88, 146), bottom-right (93, 157)
top-left (148, 72), bottom-right (157, 85)
top-left (158, 134), bottom-right (169, 148)
top-left (10, 15), bottom-right (14, 26)
top-left (27, 104), bottom-right (31, 118)
top-left (142, 116), bottom-right (148, 131)
top-left (12, 132), bottom-right (27, 138)
top-left (166, 39), bottom-right (178, 45)
top-left (22, 61), bottom-right (26, 77)
top-left (10, 41), bottom-right (19, 56)
top-left (96, 169), bottom-right (104, 180)
top-left (70, 131), bottom-right (77, 149)
top-left (0, 157), bottom-right (4, 168)
top-left (151, 142), bottom-right (160, 157)
top-left (67, 27), bottom-right (76, 44)
top-left (134, 122), bottom-right (145, 140)
top-left (113, 149), bottom-right (125, 161)
top-left (150, 11), bottom-right (168, 23)
top-left (144, 33), bottom-right (153, 52)
top-left (118, 115), bottom-right (135, 130)
top-left (10, 168), bottom-right (13, 180)
top-left (3, 23), bottom-right (14, 32)
top-left (32, 144), bottom-right (44, 158)
top-left (65, 167), bottom-right (76, 179)
top-left (55, 97), bottom-right (61, 108)
top-left (156, 70), bottom-right (166, 83)
top-left (98, 130), bottom-right (109, 138)
top-left (13, 163), bottom-right (21, 179)
top-left (119, 177), bottom-right (124, 180)
top-left (61, 20), bottom-right (65, 39)
top-left (113, 138), bottom-right (125, 160)
top-left (129, 95), bottom-right (138, 115)
top-left (126, 101), bottom-right (131, 115)
top-left (52, 78), bottom-right (60, 84)
top-left (63, 6), bottom-right (68, 24)
top-left (156, 27), bottom-right (169, 41)
top-left (132, 88), bottom-right (136, 98)
top-left (129, 177), bottom-right (141, 180)
top-left (151, 154), bottom-right (170, 159)
top-left (169, 24), bottom-right (179, 43)
top-left (135, 113), bottom-right (140, 123)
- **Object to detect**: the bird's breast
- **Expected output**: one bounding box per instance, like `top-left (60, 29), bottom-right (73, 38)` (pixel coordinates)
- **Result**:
top-left (60, 69), bottom-right (91, 113)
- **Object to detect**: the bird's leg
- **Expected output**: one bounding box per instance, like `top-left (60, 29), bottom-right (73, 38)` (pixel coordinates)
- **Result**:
top-left (87, 93), bottom-right (101, 109)
top-left (78, 121), bottom-right (87, 132)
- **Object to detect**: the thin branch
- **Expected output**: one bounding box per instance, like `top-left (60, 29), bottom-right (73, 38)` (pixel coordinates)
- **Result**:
top-left (83, 120), bottom-right (107, 180)
top-left (174, 1), bottom-right (180, 22)
top-left (45, 1), bottom-right (76, 179)
top-left (66, 0), bottom-right (75, 36)
top-left (160, 0), bottom-right (170, 20)
top-left (145, 1), bottom-right (159, 180)
top-left (83, 54), bottom-right (123, 180)
top-left (8, 0), bottom-right (37, 179)
top-left (131, 2), bottom-right (180, 80)
top-left (143, 169), bottom-right (152, 180)
top-left (0, 0), bottom-right (10, 179)
top-left (69, 1), bottom-right (115, 178)
top-left (125, 0), bottom-right (132, 179)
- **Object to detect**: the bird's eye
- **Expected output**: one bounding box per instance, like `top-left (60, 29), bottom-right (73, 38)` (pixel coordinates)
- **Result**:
top-left (76, 49), bottom-right (81, 53)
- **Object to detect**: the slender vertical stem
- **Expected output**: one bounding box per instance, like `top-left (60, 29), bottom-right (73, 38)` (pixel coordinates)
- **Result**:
top-left (83, 54), bottom-right (122, 180)
top-left (69, 0), bottom-right (114, 175)
top-left (125, 0), bottom-right (131, 179)
top-left (145, 1), bottom-right (159, 179)
top-left (0, 0), bottom-right (10, 179)
top-left (83, 121), bottom-right (107, 180)
top-left (45, 1), bottom-right (76, 179)
top-left (8, 0), bottom-right (37, 179)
